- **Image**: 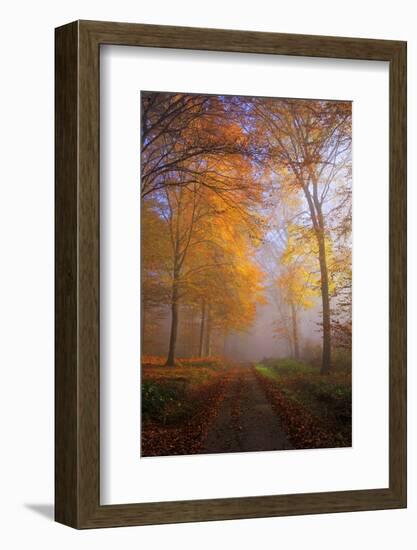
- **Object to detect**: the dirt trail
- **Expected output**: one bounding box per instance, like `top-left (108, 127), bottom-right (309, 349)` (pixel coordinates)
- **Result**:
top-left (202, 364), bottom-right (292, 454)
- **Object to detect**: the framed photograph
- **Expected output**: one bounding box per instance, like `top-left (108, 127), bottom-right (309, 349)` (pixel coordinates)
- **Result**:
top-left (55, 20), bottom-right (406, 528)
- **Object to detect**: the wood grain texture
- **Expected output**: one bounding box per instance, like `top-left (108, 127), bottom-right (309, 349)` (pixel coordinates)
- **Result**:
top-left (55, 21), bottom-right (79, 527)
top-left (388, 41), bottom-right (407, 503)
top-left (55, 20), bottom-right (407, 529)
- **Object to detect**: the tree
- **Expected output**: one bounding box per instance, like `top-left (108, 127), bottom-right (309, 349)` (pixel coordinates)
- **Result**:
top-left (254, 99), bottom-right (351, 373)
top-left (330, 243), bottom-right (352, 351)
top-left (164, 181), bottom-right (265, 364)
top-left (147, 158), bottom-right (265, 365)
top-left (274, 225), bottom-right (321, 359)
top-left (141, 199), bottom-right (171, 351)
top-left (158, 181), bottom-right (213, 365)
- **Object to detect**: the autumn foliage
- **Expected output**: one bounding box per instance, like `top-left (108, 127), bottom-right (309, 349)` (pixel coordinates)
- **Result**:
top-left (254, 360), bottom-right (351, 448)
top-left (140, 91), bottom-right (352, 456)
top-left (141, 357), bottom-right (235, 456)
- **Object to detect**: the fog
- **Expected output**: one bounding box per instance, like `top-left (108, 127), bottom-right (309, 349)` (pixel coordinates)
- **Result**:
top-left (239, 301), bottom-right (321, 362)
top-left (142, 263), bottom-right (323, 364)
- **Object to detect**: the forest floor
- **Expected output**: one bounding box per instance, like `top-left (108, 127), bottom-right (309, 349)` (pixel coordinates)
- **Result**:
top-left (255, 359), bottom-right (352, 449)
top-left (141, 357), bottom-right (351, 457)
top-left (202, 366), bottom-right (292, 454)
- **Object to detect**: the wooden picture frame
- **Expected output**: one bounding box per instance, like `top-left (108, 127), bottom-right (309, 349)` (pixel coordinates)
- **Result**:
top-left (55, 20), bottom-right (407, 529)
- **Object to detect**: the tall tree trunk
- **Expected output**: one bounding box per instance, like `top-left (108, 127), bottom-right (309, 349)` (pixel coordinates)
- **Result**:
top-left (316, 230), bottom-right (331, 374)
top-left (166, 271), bottom-right (179, 366)
top-left (198, 299), bottom-right (206, 357)
top-left (204, 305), bottom-right (211, 356)
top-left (290, 303), bottom-right (299, 360)
top-left (302, 179), bottom-right (332, 375)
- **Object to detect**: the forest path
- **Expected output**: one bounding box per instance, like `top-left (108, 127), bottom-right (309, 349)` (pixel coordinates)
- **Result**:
top-left (202, 364), bottom-right (293, 454)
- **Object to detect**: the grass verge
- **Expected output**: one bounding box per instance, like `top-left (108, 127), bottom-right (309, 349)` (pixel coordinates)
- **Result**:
top-left (254, 358), bottom-right (351, 449)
